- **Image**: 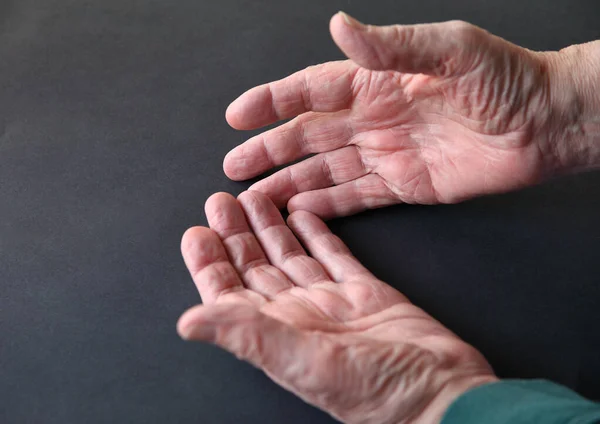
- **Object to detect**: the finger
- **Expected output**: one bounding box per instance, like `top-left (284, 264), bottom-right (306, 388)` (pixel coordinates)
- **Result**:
top-left (225, 61), bottom-right (359, 130)
top-left (287, 174), bottom-right (401, 219)
top-left (178, 304), bottom-right (328, 395)
top-left (223, 110), bottom-right (353, 181)
top-left (330, 12), bottom-right (486, 77)
top-left (205, 192), bottom-right (294, 297)
top-left (249, 146), bottom-right (368, 209)
top-left (237, 191), bottom-right (330, 287)
top-left (286, 211), bottom-right (371, 283)
top-left (180, 226), bottom-right (245, 304)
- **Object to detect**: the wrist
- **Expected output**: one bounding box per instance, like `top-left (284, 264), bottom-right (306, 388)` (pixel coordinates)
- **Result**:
top-left (423, 374), bottom-right (498, 424)
top-left (542, 41), bottom-right (600, 174)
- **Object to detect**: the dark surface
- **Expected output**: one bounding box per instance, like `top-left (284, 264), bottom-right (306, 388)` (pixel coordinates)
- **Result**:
top-left (1, 0), bottom-right (599, 423)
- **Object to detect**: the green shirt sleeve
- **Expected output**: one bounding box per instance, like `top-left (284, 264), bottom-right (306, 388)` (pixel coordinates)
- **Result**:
top-left (442, 380), bottom-right (600, 424)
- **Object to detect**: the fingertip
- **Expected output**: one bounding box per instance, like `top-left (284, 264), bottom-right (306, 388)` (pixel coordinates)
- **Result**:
top-left (329, 12), bottom-right (344, 34)
top-left (247, 179), bottom-right (290, 210)
top-left (177, 305), bottom-right (215, 341)
top-left (288, 196), bottom-right (337, 224)
top-left (180, 227), bottom-right (228, 281)
top-left (181, 226), bottom-right (213, 255)
top-left (223, 145), bottom-right (265, 182)
top-left (204, 192), bottom-right (237, 216)
top-left (285, 210), bottom-right (299, 228)
top-left (329, 12), bottom-right (349, 44)
top-left (288, 209), bottom-right (317, 220)
top-left (286, 195), bottom-right (301, 213)
top-left (226, 89), bottom-right (262, 131)
top-left (246, 181), bottom-right (259, 192)
top-left (286, 209), bottom-right (318, 231)
top-left (238, 189), bottom-right (270, 204)
top-left (330, 11), bottom-right (366, 57)
top-left (236, 190), bottom-right (260, 213)
top-left (225, 99), bottom-right (245, 130)
top-left (225, 85), bottom-right (276, 130)
top-left (330, 11), bottom-right (363, 34)
top-left (245, 181), bottom-right (268, 198)
top-left (178, 304), bottom-right (263, 341)
top-left (287, 194), bottom-right (317, 216)
top-left (222, 150), bottom-right (242, 181)
top-left (176, 306), bottom-right (198, 339)
top-left (237, 189), bottom-right (277, 214)
top-left (236, 189), bottom-right (254, 204)
top-left (206, 191), bottom-right (236, 202)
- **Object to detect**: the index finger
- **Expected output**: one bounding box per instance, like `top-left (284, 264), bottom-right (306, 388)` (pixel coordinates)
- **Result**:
top-left (225, 61), bottom-right (359, 130)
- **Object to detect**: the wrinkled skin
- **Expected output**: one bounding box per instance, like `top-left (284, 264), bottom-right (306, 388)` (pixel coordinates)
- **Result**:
top-left (178, 191), bottom-right (496, 424)
top-left (223, 14), bottom-right (557, 218)
top-left (175, 13), bottom-right (580, 423)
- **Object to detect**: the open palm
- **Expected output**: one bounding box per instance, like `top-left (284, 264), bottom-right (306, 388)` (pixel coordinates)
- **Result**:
top-left (178, 191), bottom-right (495, 423)
top-left (223, 14), bottom-right (556, 218)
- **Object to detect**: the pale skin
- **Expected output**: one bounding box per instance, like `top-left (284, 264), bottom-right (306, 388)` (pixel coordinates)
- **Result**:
top-left (178, 191), bottom-right (496, 424)
top-left (178, 11), bottom-right (600, 424)
top-left (223, 13), bottom-right (599, 219)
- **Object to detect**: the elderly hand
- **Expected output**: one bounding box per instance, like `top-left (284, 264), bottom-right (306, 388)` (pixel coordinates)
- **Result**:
top-left (222, 13), bottom-right (576, 219)
top-left (177, 191), bottom-right (496, 423)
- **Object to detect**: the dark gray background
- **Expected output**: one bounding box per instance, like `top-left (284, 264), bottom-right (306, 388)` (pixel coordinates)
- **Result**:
top-left (1, 0), bottom-right (599, 423)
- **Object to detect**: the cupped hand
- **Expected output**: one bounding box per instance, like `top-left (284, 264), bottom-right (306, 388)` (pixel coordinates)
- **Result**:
top-left (223, 13), bottom-right (559, 218)
top-left (177, 191), bottom-right (496, 423)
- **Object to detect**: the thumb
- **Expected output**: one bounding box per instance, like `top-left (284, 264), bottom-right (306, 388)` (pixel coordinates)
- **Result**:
top-left (178, 304), bottom-right (317, 382)
top-left (330, 12), bottom-right (486, 77)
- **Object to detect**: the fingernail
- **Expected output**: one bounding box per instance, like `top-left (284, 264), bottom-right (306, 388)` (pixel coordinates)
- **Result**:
top-left (338, 11), bottom-right (363, 29)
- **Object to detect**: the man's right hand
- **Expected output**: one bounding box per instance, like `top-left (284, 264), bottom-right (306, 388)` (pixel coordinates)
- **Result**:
top-left (222, 12), bottom-right (599, 219)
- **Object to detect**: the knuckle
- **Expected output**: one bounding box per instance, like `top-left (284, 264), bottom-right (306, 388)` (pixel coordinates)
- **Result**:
top-left (278, 247), bottom-right (302, 265)
top-left (447, 20), bottom-right (476, 41)
top-left (318, 232), bottom-right (348, 254)
top-left (393, 24), bottom-right (416, 48)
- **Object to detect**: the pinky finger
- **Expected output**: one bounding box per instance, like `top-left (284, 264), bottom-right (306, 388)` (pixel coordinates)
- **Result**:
top-left (287, 174), bottom-right (401, 219)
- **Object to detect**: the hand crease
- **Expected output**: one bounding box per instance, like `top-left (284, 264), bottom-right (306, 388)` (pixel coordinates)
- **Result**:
top-left (321, 155), bottom-right (335, 185)
top-left (238, 257), bottom-right (271, 276)
top-left (267, 83), bottom-right (281, 121)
